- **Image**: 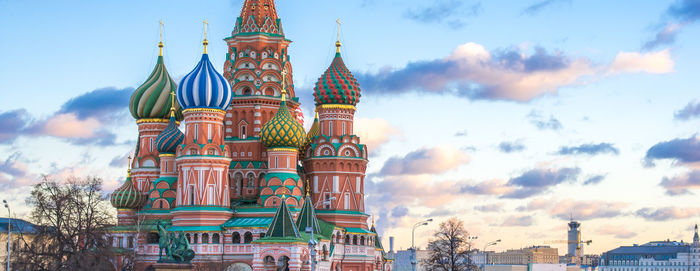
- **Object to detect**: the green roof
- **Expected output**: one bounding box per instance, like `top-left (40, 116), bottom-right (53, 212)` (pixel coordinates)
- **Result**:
top-left (264, 199), bottom-right (300, 239)
top-left (168, 226), bottom-right (222, 232)
top-left (295, 196), bottom-right (321, 235)
top-left (222, 217), bottom-right (273, 228)
top-left (345, 227), bottom-right (373, 234)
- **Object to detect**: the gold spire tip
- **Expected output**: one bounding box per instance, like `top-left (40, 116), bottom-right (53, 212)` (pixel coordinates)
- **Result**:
top-left (159, 20), bottom-right (164, 56)
top-left (203, 20), bottom-right (209, 54)
top-left (126, 155), bottom-right (132, 177)
top-left (169, 91), bottom-right (176, 117)
top-left (280, 68), bottom-right (287, 102)
top-left (335, 19), bottom-right (342, 53)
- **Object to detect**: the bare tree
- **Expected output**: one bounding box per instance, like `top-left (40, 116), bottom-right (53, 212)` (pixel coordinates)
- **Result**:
top-left (422, 217), bottom-right (475, 271)
top-left (13, 176), bottom-right (116, 271)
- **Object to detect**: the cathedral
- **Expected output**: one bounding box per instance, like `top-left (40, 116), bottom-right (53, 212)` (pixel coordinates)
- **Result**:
top-left (107, 0), bottom-right (390, 270)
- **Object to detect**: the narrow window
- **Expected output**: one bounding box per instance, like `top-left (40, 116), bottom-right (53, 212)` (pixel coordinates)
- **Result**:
top-left (208, 186), bottom-right (214, 205)
top-left (313, 176), bottom-right (318, 193)
top-left (356, 177), bottom-right (361, 192)
top-left (342, 122), bottom-right (346, 135)
top-left (274, 156), bottom-right (278, 168)
top-left (189, 185), bottom-right (195, 205)
top-left (333, 176), bottom-right (339, 193)
top-left (286, 157), bottom-right (290, 169)
top-left (344, 193), bottom-right (350, 209)
top-left (323, 193), bottom-right (331, 209)
top-left (150, 138), bottom-right (154, 152)
top-left (193, 124), bottom-right (198, 142)
top-left (207, 124), bottom-right (212, 141)
top-left (329, 122), bottom-right (333, 135)
top-left (241, 125), bottom-right (247, 139)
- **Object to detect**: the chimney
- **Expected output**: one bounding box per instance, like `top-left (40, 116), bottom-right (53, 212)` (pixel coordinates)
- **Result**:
top-left (390, 236), bottom-right (395, 253)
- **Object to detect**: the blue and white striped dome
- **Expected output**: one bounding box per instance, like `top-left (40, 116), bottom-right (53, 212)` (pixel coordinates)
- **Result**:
top-left (177, 54), bottom-right (232, 110)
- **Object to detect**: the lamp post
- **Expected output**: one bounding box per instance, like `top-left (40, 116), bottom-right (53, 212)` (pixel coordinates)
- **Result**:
top-left (483, 239), bottom-right (501, 265)
top-left (306, 227), bottom-right (317, 271)
top-left (411, 218), bottom-right (432, 271)
top-left (3, 200), bottom-right (10, 271)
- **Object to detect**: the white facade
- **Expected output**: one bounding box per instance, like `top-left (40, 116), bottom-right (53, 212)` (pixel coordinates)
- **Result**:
top-left (599, 228), bottom-right (700, 271)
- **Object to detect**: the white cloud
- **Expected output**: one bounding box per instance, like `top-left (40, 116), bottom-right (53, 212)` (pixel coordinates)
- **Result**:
top-left (608, 49), bottom-right (674, 74)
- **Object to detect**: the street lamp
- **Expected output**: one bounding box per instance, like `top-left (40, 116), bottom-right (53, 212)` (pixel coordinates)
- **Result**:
top-left (411, 218), bottom-right (433, 271)
top-left (3, 200), bottom-right (10, 271)
top-left (483, 239), bottom-right (501, 265)
top-left (306, 227), bottom-right (318, 271)
top-left (313, 196), bottom-right (336, 209)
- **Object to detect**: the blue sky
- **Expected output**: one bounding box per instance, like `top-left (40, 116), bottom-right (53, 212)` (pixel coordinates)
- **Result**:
top-left (2, 0), bottom-right (700, 254)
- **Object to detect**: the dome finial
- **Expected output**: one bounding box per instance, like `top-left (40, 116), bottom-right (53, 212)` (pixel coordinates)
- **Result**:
top-left (281, 68), bottom-right (287, 102)
top-left (169, 91), bottom-right (176, 118)
top-left (335, 19), bottom-right (342, 53)
top-left (203, 19), bottom-right (209, 54)
top-left (305, 179), bottom-right (310, 197)
top-left (158, 19), bottom-right (164, 56)
top-left (127, 155), bottom-right (132, 177)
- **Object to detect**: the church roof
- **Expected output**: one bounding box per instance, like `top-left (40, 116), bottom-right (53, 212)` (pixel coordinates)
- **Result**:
top-left (295, 195), bottom-right (321, 235)
top-left (260, 91), bottom-right (306, 149)
top-left (233, 0), bottom-right (283, 36)
top-left (129, 50), bottom-right (182, 121)
top-left (155, 96), bottom-right (184, 154)
top-left (313, 43), bottom-right (361, 106)
top-left (264, 196), bottom-right (300, 239)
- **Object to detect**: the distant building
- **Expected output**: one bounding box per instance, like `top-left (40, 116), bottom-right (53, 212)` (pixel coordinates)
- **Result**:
top-left (490, 246), bottom-right (559, 265)
top-left (483, 263), bottom-right (566, 271)
top-left (599, 225), bottom-right (700, 271)
top-left (0, 218), bottom-right (40, 271)
top-left (393, 249), bottom-right (430, 271)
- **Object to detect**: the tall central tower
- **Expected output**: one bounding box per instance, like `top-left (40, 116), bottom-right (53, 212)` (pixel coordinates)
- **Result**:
top-left (223, 0), bottom-right (302, 201)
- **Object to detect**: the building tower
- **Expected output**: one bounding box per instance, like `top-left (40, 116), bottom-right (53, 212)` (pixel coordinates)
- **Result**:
top-left (259, 78), bottom-right (306, 207)
top-left (146, 92), bottom-right (184, 219)
top-left (128, 32), bottom-right (182, 201)
top-left (223, 0), bottom-right (302, 202)
top-left (568, 220), bottom-right (582, 262)
top-left (173, 26), bottom-right (233, 227)
top-left (303, 33), bottom-right (369, 228)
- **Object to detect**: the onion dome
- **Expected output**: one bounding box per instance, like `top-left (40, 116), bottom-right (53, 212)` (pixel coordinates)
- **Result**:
top-left (129, 42), bottom-right (183, 121)
top-left (155, 93), bottom-right (185, 154)
top-left (261, 90), bottom-right (306, 149)
top-left (177, 39), bottom-right (232, 111)
top-left (110, 169), bottom-right (144, 209)
top-left (300, 110), bottom-right (319, 153)
top-left (313, 41), bottom-right (361, 106)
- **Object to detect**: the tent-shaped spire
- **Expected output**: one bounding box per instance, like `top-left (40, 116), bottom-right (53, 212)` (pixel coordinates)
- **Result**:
top-left (296, 195), bottom-right (321, 235)
top-left (265, 197), bottom-right (300, 238)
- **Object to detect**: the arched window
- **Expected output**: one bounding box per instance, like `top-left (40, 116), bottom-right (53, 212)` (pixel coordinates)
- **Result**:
top-left (234, 172), bottom-right (244, 196)
top-left (193, 233), bottom-right (199, 244)
top-left (244, 232), bottom-right (253, 243)
top-left (278, 256), bottom-right (290, 271)
top-left (260, 232), bottom-right (266, 238)
top-left (186, 233), bottom-right (191, 243)
top-left (243, 87), bottom-right (252, 95)
top-left (202, 233), bottom-right (210, 244)
top-left (345, 235), bottom-right (350, 244)
top-left (322, 244), bottom-right (328, 260)
top-left (240, 125), bottom-right (247, 139)
top-left (247, 173), bottom-right (255, 187)
top-left (147, 233), bottom-right (159, 244)
top-left (353, 235), bottom-right (358, 245)
top-left (264, 256), bottom-right (276, 271)
top-left (232, 232), bottom-right (241, 244)
top-left (212, 233), bottom-right (220, 244)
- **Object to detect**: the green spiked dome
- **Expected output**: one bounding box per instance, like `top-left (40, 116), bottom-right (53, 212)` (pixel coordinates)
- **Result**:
top-left (110, 171), bottom-right (144, 209)
top-left (261, 91), bottom-right (306, 149)
top-left (129, 46), bottom-right (183, 121)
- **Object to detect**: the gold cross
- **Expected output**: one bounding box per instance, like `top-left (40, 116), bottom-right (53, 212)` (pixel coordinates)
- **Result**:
top-left (336, 19), bottom-right (341, 42)
top-left (169, 91), bottom-right (176, 115)
top-left (159, 19), bottom-right (164, 42)
top-left (280, 68), bottom-right (287, 97)
top-left (203, 20), bottom-right (209, 39)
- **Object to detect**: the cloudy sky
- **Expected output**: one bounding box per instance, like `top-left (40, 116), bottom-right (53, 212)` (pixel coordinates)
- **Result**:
top-left (2, 0), bottom-right (700, 254)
